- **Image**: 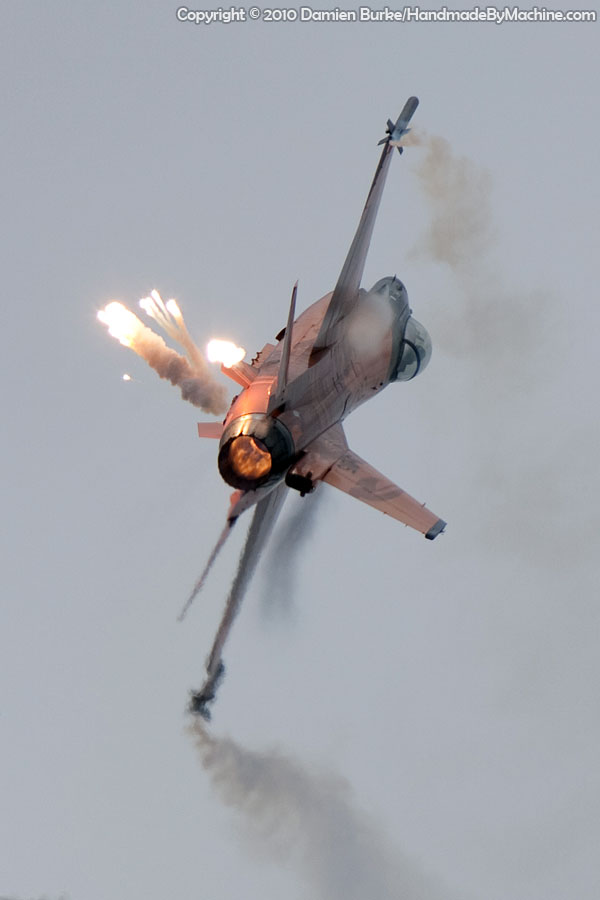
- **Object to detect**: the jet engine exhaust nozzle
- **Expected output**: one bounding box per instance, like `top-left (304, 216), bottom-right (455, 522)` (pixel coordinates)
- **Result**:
top-left (218, 414), bottom-right (295, 491)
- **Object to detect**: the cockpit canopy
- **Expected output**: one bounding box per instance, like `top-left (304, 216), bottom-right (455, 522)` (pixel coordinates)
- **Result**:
top-left (391, 317), bottom-right (432, 382)
top-left (365, 276), bottom-right (432, 382)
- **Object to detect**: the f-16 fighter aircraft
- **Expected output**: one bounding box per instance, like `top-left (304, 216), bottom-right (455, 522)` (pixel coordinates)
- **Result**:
top-left (190, 96), bottom-right (445, 717)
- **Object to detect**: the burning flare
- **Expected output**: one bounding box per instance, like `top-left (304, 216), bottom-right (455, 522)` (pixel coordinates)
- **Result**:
top-left (207, 339), bottom-right (246, 368)
top-left (97, 302), bottom-right (144, 348)
top-left (97, 290), bottom-right (228, 415)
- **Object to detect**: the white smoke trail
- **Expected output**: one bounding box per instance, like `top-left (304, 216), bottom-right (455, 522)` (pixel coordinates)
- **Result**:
top-left (97, 292), bottom-right (228, 415)
top-left (189, 721), bottom-right (461, 900)
top-left (140, 289), bottom-right (210, 378)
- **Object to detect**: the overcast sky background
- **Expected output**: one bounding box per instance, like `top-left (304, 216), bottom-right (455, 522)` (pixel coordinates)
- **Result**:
top-left (2, 3), bottom-right (599, 899)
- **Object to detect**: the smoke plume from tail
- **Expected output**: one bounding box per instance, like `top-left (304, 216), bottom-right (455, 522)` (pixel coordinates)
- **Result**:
top-left (189, 721), bottom-right (458, 900)
top-left (97, 290), bottom-right (228, 415)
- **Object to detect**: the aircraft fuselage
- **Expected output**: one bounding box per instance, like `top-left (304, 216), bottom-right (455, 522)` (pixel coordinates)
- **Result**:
top-left (217, 275), bottom-right (424, 493)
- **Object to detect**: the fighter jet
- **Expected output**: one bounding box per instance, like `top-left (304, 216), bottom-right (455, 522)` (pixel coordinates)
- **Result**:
top-left (190, 97), bottom-right (445, 717)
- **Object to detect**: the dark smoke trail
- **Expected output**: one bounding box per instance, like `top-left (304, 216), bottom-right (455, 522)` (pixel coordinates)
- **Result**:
top-left (189, 721), bottom-right (460, 900)
top-left (261, 488), bottom-right (323, 621)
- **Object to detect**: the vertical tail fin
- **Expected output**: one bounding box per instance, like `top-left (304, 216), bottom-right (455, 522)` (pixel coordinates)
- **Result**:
top-left (267, 280), bottom-right (298, 413)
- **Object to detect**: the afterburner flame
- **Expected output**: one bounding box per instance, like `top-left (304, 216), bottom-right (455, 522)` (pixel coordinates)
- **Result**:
top-left (97, 302), bottom-right (145, 347)
top-left (229, 435), bottom-right (271, 480)
top-left (207, 339), bottom-right (245, 367)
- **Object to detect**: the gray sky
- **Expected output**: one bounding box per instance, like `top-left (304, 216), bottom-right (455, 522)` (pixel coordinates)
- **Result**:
top-left (2, 2), bottom-right (599, 899)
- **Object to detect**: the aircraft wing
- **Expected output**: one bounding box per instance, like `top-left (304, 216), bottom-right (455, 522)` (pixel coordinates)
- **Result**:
top-left (310, 97), bottom-right (419, 358)
top-left (323, 449), bottom-right (445, 539)
top-left (292, 422), bottom-right (445, 539)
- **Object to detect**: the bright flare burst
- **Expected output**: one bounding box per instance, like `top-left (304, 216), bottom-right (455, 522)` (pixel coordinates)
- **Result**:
top-left (207, 339), bottom-right (245, 368)
top-left (97, 302), bottom-right (145, 348)
top-left (139, 290), bottom-right (207, 373)
top-left (97, 289), bottom-right (229, 415)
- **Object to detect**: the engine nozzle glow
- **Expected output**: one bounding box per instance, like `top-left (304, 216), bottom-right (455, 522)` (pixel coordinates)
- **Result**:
top-left (228, 435), bottom-right (272, 481)
top-left (217, 414), bottom-right (295, 491)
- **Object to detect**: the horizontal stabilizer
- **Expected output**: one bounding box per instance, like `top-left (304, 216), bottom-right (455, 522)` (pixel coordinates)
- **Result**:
top-left (220, 359), bottom-right (255, 388)
top-left (197, 422), bottom-right (224, 439)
